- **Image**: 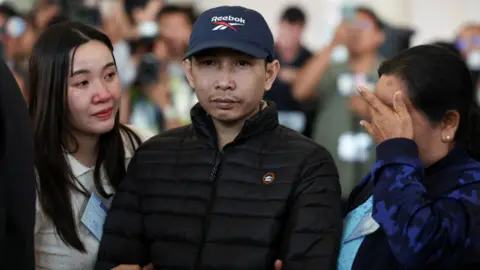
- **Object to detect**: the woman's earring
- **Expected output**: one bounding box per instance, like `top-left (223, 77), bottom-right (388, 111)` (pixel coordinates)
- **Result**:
top-left (443, 135), bottom-right (452, 142)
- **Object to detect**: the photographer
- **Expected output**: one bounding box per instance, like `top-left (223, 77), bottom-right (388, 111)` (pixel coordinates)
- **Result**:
top-left (119, 3), bottom-right (197, 133)
top-left (126, 35), bottom-right (183, 133)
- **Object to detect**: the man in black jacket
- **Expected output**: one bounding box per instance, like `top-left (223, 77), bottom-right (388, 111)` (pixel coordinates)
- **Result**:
top-left (97, 6), bottom-right (342, 270)
top-left (0, 59), bottom-right (36, 269)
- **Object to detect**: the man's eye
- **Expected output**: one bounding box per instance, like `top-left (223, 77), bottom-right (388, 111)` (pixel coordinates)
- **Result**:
top-left (237, 61), bottom-right (250, 66)
top-left (201, 60), bottom-right (215, 66)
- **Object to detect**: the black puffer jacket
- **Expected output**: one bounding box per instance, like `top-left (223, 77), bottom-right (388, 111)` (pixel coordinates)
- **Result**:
top-left (0, 60), bottom-right (36, 270)
top-left (96, 102), bottom-right (342, 270)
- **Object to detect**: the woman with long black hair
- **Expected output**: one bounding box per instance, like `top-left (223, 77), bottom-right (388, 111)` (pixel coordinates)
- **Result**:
top-left (338, 45), bottom-right (480, 270)
top-left (29, 21), bottom-right (152, 269)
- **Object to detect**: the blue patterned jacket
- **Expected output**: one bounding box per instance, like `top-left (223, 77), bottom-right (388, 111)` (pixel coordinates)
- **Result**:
top-left (348, 138), bottom-right (480, 270)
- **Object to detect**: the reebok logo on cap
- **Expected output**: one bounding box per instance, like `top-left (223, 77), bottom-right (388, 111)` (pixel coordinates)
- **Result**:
top-left (211, 15), bottom-right (245, 32)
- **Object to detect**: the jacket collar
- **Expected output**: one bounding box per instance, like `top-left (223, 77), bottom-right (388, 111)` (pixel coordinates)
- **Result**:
top-left (190, 100), bottom-right (279, 147)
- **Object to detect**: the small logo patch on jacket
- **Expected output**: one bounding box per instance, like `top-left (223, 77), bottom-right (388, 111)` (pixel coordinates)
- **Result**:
top-left (262, 172), bottom-right (275, 184)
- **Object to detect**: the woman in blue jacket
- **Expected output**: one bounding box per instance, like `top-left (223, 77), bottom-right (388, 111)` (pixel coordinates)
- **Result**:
top-left (338, 44), bottom-right (480, 270)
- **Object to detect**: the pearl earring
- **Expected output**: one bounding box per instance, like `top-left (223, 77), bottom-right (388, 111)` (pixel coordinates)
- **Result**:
top-left (445, 135), bottom-right (451, 141)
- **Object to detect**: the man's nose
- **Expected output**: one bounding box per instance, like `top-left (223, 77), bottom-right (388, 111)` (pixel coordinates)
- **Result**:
top-left (215, 69), bottom-right (236, 91)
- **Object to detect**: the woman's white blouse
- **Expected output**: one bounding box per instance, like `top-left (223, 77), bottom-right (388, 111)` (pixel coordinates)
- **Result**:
top-left (34, 127), bottom-right (154, 270)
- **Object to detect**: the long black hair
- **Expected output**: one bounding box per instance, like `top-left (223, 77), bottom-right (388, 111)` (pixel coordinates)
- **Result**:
top-left (379, 44), bottom-right (480, 159)
top-left (28, 21), bottom-right (141, 252)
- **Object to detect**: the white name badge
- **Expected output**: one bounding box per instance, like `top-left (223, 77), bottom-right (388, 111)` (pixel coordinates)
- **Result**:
top-left (338, 132), bottom-right (373, 162)
top-left (277, 111), bottom-right (307, 132)
top-left (344, 211), bottom-right (380, 243)
top-left (337, 73), bottom-right (355, 96)
top-left (81, 192), bottom-right (108, 241)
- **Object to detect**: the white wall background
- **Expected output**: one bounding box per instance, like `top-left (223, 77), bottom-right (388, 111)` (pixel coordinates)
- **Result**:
top-left (407, 0), bottom-right (480, 45)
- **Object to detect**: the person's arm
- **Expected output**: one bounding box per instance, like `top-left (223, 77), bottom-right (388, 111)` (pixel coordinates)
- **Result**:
top-left (293, 23), bottom-right (347, 101)
top-left (277, 67), bottom-right (299, 84)
top-left (0, 60), bottom-right (36, 270)
top-left (292, 44), bottom-right (335, 101)
top-left (279, 147), bottom-right (343, 270)
top-left (372, 138), bottom-right (479, 268)
top-left (95, 155), bottom-right (149, 270)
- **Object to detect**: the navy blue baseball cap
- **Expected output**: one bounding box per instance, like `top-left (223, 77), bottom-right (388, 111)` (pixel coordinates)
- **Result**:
top-left (184, 6), bottom-right (275, 60)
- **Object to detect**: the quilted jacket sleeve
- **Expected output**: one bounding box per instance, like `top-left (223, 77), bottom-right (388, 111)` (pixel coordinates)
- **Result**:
top-left (371, 138), bottom-right (480, 268)
top-left (95, 155), bottom-right (149, 269)
top-left (280, 147), bottom-right (343, 270)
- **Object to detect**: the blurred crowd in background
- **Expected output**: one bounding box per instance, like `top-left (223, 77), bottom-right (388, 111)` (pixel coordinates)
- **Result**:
top-left (0, 0), bottom-right (479, 199)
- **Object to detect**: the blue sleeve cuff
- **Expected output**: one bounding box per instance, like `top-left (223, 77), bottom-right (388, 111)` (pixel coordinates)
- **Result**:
top-left (376, 138), bottom-right (419, 162)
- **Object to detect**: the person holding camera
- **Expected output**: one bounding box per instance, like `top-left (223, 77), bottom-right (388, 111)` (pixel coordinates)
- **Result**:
top-left (293, 7), bottom-right (386, 203)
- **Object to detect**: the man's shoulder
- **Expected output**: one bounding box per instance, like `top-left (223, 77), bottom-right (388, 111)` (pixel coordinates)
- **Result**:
top-left (138, 125), bottom-right (194, 150)
top-left (273, 126), bottom-right (334, 161)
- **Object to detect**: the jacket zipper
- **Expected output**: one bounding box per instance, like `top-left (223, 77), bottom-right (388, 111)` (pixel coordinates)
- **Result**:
top-left (195, 150), bottom-right (223, 269)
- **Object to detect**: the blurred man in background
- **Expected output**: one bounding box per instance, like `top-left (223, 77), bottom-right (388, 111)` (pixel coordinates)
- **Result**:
top-left (456, 23), bottom-right (480, 84)
top-left (0, 4), bottom-right (25, 91)
top-left (455, 23), bottom-right (480, 107)
top-left (265, 6), bottom-right (315, 135)
top-left (154, 5), bottom-right (197, 128)
top-left (32, 2), bottom-right (61, 32)
top-left (3, 15), bottom-right (36, 70)
top-left (0, 4), bottom-right (17, 34)
top-left (157, 5), bottom-right (193, 62)
top-left (294, 7), bottom-right (385, 202)
top-left (2, 14), bottom-right (36, 99)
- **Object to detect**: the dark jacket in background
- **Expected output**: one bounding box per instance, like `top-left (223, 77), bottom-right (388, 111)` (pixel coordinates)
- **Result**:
top-left (96, 102), bottom-right (342, 270)
top-left (348, 139), bottom-right (480, 270)
top-left (264, 46), bottom-right (317, 138)
top-left (0, 60), bottom-right (36, 269)
top-left (265, 46), bottom-right (312, 112)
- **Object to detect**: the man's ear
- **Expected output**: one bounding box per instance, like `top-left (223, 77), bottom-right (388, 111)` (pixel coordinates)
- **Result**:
top-left (376, 30), bottom-right (386, 46)
top-left (264, 60), bottom-right (280, 91)
top-left (182, 59), bottom-right (195, 89)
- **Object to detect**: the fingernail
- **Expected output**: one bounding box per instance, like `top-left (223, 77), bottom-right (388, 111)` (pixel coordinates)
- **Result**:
top-left (357, 87), bottom-right (363, 93)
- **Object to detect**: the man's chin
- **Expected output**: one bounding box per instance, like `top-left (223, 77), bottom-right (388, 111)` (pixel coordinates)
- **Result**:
top-left (211, 113), bottom-right (244, 126)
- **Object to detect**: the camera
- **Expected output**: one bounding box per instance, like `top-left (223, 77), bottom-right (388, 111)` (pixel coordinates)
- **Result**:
top-left (135, 53), bottom-right (163, 87)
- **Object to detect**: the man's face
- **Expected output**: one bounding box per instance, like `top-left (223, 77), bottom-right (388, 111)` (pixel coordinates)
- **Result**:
top-left (346, 11), bottom-right (384, 55)
top-left (276, 21), bottom-right (304, 49)
top-left (184, 49), bottom-right (279, 124)
top-left (158, 12), bottom-right (191, 54)
top-left (457, 25), bottom-right (480, 57)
